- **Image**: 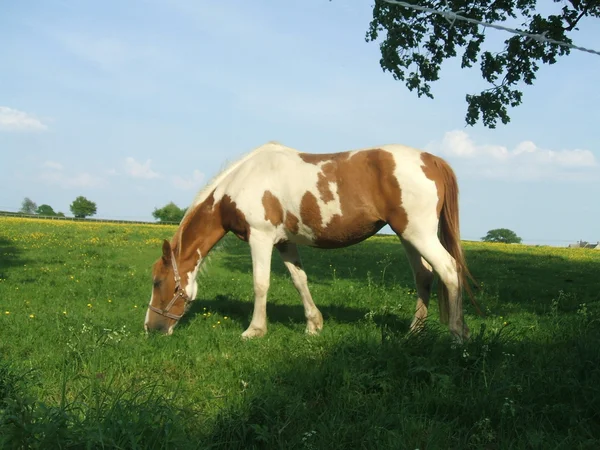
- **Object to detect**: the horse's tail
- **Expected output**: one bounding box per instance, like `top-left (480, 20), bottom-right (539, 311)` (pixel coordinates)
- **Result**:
top-left (435, 156), bottom-right (482, 322)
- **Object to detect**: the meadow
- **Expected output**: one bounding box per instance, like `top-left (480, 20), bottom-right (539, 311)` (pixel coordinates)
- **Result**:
top-left (1, 216), bottom-right (599, 449)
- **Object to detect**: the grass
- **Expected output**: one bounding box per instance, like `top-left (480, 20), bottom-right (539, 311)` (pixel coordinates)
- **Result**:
top-left (1, 216), bottom-right (599, 449)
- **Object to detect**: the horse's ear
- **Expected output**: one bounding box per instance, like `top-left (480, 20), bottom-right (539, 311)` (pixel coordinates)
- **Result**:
top-left (162, 240), bottom-right (172, 265)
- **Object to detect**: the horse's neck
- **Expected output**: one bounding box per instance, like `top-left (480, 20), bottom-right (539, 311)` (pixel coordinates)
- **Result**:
top-left (174, 195), bottom-right (226, 271)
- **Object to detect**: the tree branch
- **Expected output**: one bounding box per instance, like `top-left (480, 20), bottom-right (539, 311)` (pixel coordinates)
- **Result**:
top-left (564, 4), bottom-right (590, 31)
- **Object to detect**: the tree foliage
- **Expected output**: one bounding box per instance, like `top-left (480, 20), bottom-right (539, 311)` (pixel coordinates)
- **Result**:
top-left (70, 196), bottom-right (97, 219)
top-left (152, 202), bottom-right (187, 223)
top-left (20, 197), bottom-right (37, 215)
top-left (482, 228), bottom-right (522, 244)
top-left (36, 204), bottom-right (57, 216)
top-left (366, 0), bottom-right (599, 128)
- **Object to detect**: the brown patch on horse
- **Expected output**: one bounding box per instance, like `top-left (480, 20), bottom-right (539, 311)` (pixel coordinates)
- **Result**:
top-left (316, 165), bottom-right (336, 202)
top-left (299, 149), bottom-right (407, 248)
top-left (300, 152), bottom-right (349, 203)
top-left (299, 191), bottom-right (322, 229)
top-left (420, 152), bottom-right (446, 216)
top-left (175, 191), bottom-right (248, 273)
top-left (219, 195), bottom-right (250, 242)
top-left (285, 211), bottom-right (299, 234)
top-left (262, 190), bottom-right (284, 226)
top-left (299, 151), bottom-right (350, 165)
top-left (173, 192), bottom-right (219, 274)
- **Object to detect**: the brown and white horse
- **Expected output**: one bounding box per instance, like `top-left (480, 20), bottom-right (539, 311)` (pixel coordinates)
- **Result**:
top-left (145, 141), bottom-right (477, 341)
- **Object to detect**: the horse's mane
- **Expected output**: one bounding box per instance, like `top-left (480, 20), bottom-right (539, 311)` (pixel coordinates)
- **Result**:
top-left (182, 141), bottom-right (288, 220)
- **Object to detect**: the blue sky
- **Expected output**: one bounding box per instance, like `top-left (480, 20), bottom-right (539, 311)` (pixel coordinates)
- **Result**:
top-left (1, 0), bottom-right (599, 246)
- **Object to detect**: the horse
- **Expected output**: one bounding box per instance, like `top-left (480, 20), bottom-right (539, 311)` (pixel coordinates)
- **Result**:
top-left (144, 141), bottom-right (478, 341)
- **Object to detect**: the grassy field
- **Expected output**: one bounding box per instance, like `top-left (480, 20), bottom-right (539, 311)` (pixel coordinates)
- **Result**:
top-left (1, 216), bottom-right (599, 449)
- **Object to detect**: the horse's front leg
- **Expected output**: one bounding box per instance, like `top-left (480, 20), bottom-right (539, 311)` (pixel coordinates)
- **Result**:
top-left (242, 231), bottom-right (274, 339)
top-left (275, 242), bottom-right (323, 335)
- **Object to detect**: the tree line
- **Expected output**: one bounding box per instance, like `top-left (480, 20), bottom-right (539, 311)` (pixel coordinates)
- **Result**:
top-left (18, 196), bottom-right (524, 243)
top-left (19, 196), bottom-right (97, 219)
top-left (17, 197), bottom-right (188, 223)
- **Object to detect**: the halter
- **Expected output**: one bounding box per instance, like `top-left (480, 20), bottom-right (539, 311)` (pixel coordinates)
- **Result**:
top-left (148, 251), bottom-right (191, 321)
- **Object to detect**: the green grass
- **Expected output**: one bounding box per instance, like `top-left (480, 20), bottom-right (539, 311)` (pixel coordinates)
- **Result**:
top-left (1, 217), bottom-right (599, 449)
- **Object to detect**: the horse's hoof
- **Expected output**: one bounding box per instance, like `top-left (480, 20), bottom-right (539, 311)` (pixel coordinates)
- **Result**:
top-left (241, 327), bottom-right (266, 339)
top-left (305, 324), bottom-right (322, 336)
top-left (305, 312), bottom-right (323, 335)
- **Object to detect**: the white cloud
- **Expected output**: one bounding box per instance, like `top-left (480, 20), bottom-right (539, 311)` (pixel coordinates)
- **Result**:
top-left (427, 130), bottom-right (598, 181)
top-left (43, 161), bottom-right (63, 170)
top-left (172, 169), bottom-right (204, 190)
top-left (0, 106), bottom-right (47, 132)
top-left (125, 157), bottom-right (161, 179)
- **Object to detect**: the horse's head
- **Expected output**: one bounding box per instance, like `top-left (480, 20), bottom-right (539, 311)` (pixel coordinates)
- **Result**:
top-left (144, 239), bottom-right (197, 335)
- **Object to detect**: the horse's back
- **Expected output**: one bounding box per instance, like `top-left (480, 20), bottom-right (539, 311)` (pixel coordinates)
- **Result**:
top-left (242, 142), bottom-right (430, 176)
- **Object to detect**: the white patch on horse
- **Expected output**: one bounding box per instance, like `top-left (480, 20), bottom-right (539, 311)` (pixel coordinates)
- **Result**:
top-left (144, 289), bottom-right (153, 332)
top-left (383, 144), bottom-right (439, 241)
top-left (186, 141), bottom-right (293, 217)
top-left (312, 160), bottom-right (343, 228)
top-left (184, 249), bottom-right (203, 300)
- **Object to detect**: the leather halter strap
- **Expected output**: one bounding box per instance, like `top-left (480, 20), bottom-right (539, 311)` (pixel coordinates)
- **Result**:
top-left (148, 251), bottom-right (191, 321)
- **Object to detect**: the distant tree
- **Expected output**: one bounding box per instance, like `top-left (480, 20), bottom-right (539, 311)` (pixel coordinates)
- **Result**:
top-left (152, 202), bottom-right (187, 223)
top-left (36, 204), bottom-right (57, 216)
top-left (70, 196), bottom-right (97, 219)
top-left (20, 197), bottom-right (37, 214)
top-left (56, 211), bottom-right (66, 217)
top-left (482, 228), bottom-right (522, 244)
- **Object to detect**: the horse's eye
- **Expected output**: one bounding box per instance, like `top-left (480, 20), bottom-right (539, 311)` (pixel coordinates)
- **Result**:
top-left (153, 280), bottom-right (162, 288)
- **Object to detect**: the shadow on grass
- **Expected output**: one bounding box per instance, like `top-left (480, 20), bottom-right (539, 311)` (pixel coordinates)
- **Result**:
top-left (0, 236), bottom-right (28, 279)
top-left (213, 235), bottom-right (600, 318)
top-left (178, 294), bottom-right (412, 334)
top-left (3, 319), bottom-right (599, 449)
top-left (216, 235), bottom-right (413, 288)
top-left (201, 322), bottom-right (600, 449)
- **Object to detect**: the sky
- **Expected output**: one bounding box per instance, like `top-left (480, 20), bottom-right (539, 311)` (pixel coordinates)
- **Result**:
top-left (1, 0), bottom-right (599, 246)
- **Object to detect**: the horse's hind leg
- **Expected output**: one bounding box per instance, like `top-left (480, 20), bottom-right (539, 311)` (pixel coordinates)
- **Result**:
top-left (403, 234), bottom-right (467, 341)
top-left (242, 231), bottom-right (275, 339)
top-left (275, 242), bottom-right (323, 335)
top-left (390, 215), bottom-right (466, 340)
top-left (401, 239), bottom-right (435, 332)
